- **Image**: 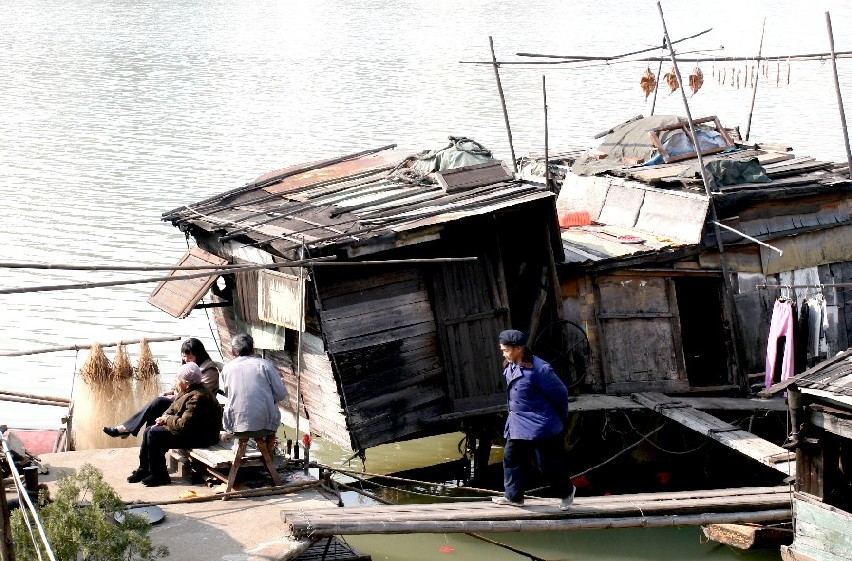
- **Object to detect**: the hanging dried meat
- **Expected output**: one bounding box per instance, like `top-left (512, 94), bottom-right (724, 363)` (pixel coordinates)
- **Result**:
top-left (688, 67), bottom-right (703, 95)
top-left (640, 67), bottom-right (657, 100)
top-left (663, 67), bottom-right (679, 94)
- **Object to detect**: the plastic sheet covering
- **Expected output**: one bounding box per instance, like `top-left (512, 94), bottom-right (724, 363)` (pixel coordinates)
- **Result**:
top-left (410, 136), bottom-right (494, 173)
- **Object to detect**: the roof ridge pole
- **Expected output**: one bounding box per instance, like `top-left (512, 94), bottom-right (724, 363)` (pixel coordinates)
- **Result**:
top-left (744, 18), bottom-right (766, 142)
top-left (656, 1), bottom-right (746, 392)
top-left (489, 36), bottom-right (518, 172)
top-left (825, 12), bottom-right (852, 179)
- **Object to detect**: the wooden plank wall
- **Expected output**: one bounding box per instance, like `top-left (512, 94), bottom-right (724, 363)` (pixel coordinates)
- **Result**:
top-left (317, 266), bottom-right (448, 450)
top-left (211, 295), bottom-right (353, 450)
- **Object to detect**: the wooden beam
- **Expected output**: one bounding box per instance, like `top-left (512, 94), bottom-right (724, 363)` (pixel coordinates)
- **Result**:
top-left (809, 409), bottom-right (852, 440)
top-left (633, 392), bottom-right (795, 475)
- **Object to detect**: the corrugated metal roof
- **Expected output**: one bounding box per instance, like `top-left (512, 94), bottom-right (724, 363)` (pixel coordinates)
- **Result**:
top-left (560, 225), bottom-right (684, 265)
top-left (166, 146), bottom-right (553, 256)
top-left (791, 350), bottom-right (852, 397)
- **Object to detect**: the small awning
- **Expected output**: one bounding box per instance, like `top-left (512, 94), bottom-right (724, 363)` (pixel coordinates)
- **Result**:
top-left (147, 247), bottom-right (229, 319)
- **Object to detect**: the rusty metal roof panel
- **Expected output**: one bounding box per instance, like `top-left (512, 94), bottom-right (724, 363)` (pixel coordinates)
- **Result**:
top-left (560, 225), bottom-right (687, 265)
top-left (261, 152), bottom-right (404, 195)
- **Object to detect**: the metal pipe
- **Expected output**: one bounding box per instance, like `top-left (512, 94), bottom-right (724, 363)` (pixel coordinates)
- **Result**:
top-left (710, 221), bottom-right (783, 255)
top-left (826, 12), bottom-right (852, 179)
top-left (490, 36), bottom-right (518, 171)
top-left (0, 336), bottom-right (181, 358)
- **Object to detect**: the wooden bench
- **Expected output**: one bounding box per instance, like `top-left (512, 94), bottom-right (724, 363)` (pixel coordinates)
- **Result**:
top-left (171, 435), bottom-right (282, 499)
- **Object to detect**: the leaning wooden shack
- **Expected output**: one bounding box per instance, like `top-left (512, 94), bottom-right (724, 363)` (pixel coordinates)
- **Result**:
top-left (152, 140), bottom-right (564, 451)
top-left (536, 114), bottom-right (852, 396)
top-left (761, 350), bottom-right (852, 561)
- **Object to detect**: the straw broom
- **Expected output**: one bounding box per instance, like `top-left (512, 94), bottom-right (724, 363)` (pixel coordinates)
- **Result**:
top-left (72, 343), bottom-right (116, 450)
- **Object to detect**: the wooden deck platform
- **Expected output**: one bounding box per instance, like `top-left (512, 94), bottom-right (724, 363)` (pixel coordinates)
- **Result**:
top-left (282, 486), bottom-right (791, 537)
top-left (633, 392), bottom-right (795, 476)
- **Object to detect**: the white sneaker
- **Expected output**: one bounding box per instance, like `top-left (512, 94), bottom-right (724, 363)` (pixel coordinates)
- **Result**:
top-left (492, 496), bottom-right (524, 506)
top-left (559, 485), bottom-right (576, 511)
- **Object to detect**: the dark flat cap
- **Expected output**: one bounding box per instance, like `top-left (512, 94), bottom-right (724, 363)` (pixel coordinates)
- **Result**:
top-left (499, 329), bottom-right (527, 346)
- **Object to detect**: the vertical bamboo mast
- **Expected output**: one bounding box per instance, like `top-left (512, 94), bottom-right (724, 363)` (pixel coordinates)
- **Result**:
top-left (657, 1), bottom-right (744, 386)
top-left (650, 37), bottom-right (665, 116)
top-left (294, 244), bottom-right (306, 447)
top-left (543, 75), bottom-right (550, 191)
top-left (744, 18), bottom-right (766, 142)
top-left (489, 36), bottom-right (518, 172)
top-left (826, 12), bottom-right (852, 179)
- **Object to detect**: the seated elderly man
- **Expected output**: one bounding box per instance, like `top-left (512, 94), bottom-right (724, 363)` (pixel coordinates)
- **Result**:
top-left (127, 362), bottom-right (222, 487)
top-left (221, 333), bottom-right (287, 446)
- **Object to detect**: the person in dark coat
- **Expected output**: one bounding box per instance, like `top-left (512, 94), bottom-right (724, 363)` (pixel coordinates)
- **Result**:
top-left (492, 329), bottom-right (576, 510)
top-left (127, 362), bottom-right (222, 487)
top-left (103, 338), bottom-right (219, 438)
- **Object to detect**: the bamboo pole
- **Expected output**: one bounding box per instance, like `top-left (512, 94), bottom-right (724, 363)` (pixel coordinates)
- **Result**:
top-left (543, 75), bottom-right (550, 191)
top-left (0, 395), bottom-right (68, 408)
top-left (656, 0), bottom-right (745, 389)
top-left (0, 262), bottom-right (249, 271)
top-left (0, 390), bottom-right (70, 404)
top-left (826, 12), bottom-right (852, 179)
top-left (287, 509), bottom-right (791, 537)
top-left (744, 19), bottom-right (766, 142)
top-left (489, 36), bottom-right (518, 172)
top-left (517, 27), bottom-right (712, 61)
top-left (294, 245), bottom-right (306, 451)
top-left (0, 336), bottom-right (181, 357)
top-left (0, 257), bottom-right (478, 296)
top-left (461, 50), bottom-right (852, 65)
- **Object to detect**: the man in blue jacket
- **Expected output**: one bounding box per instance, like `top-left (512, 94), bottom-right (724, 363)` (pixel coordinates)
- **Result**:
top-left (492, 329), bottom-right (576, 510)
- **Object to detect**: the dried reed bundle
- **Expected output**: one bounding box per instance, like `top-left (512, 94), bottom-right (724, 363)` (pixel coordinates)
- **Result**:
top-left (79, 343), bottom-right (112, 385)
top-left (135, 338), bottom-right (159, 380)
top-left (73, 343), bottom-right (134, 450)
top-left (134, 338), bottom-right (162, 408)
top-left (111, 344), bottom-right (134, 381)
top-left (110, 344), bottom-right (137, 430)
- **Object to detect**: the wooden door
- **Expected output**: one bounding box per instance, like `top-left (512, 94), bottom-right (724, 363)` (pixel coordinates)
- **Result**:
top-left (595, 275), bottom-right (688, 394)
top-left (431, 257), bottom-right (509, 412)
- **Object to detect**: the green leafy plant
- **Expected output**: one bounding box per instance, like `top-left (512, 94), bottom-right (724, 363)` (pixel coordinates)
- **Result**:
top-left (11, 464), bottom-right (168, 561)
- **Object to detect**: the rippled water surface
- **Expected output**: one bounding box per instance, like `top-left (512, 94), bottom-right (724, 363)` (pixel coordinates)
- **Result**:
top-left (2, 1), bottom-right (851, 558)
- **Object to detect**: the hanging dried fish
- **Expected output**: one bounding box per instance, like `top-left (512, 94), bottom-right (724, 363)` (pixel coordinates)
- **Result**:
top-left (721, 67), bottom-right (726, 84)
top-left (663, 67), bottom-right (679, 94)
top-left (640, 67), bottom-right (657, 100)
top-left (688, 67), bottom-right (704, 95)
top-left (730, 67), bottom-right (736, 87)
top-left (750, 65), bottom-right (755, 88)
top-left (787, 62), bottom-right (791, 85)
top-left (777, 61), bottom-right (780, 86)
top-left (736, 68), bottom-right (741, 89)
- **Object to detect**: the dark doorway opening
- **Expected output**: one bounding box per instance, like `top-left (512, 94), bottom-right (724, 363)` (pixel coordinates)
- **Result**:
top-left (673, 277), bottom-right (729, 387)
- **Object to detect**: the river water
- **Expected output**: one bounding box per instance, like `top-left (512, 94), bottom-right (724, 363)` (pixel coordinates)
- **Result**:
top-left (2, 1), bottom-right (851, 559)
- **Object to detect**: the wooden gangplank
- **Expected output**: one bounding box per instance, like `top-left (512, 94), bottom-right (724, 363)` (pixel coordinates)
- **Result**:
top-left (633, 392), bottom-right (795, 476)
top-left (282, 486), bottom-right (791, 537)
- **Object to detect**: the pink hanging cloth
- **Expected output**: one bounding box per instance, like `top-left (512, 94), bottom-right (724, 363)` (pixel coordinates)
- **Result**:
top-left (765, 299), bottom-right (795, 388)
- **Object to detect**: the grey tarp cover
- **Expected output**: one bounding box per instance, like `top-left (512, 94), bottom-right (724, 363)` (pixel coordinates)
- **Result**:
top-left (571, 115), bottom-right (683, 176)
top-left (571, 115), bottom-right (730, 176)
top-left (410, 136), bottom-right (494, 173)
top-left (679, 158), bottom-right (771, 188)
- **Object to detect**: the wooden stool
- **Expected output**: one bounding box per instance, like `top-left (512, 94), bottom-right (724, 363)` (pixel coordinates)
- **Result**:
top-left (222, 432), bottom-right (281, 500)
